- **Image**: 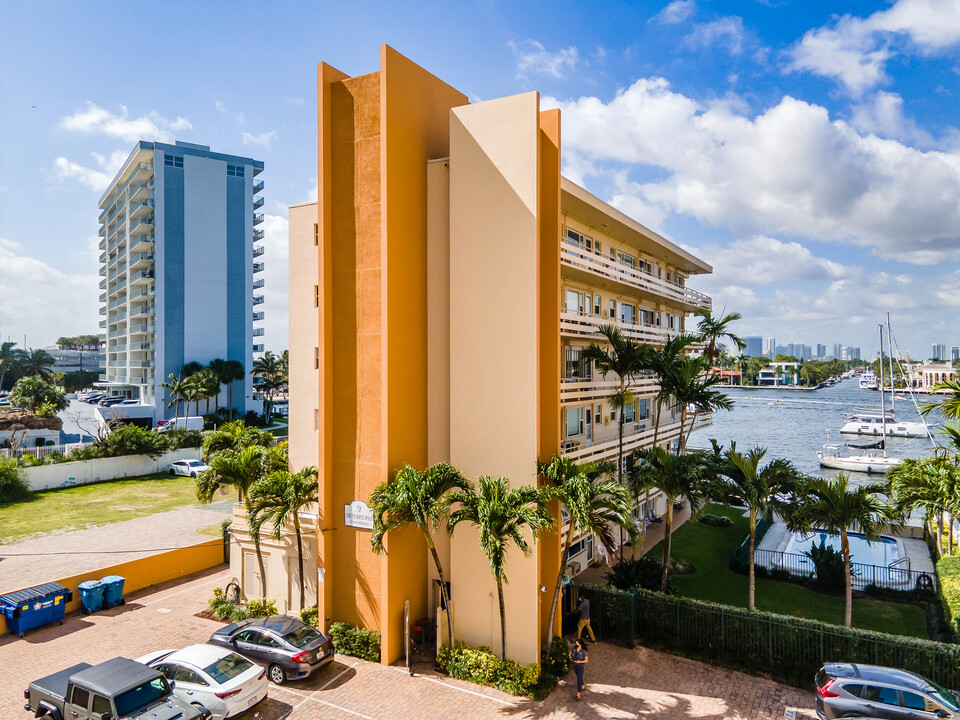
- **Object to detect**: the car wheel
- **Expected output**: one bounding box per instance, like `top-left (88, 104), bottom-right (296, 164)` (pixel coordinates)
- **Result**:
top-left (191, 702), bottom-right (212, 720)
top-left (169, 469), bottom-right (175, 475)
top-left (268, 663), bottom-right (286, 685)
top-left (191, 472), bottom-right (197, 478)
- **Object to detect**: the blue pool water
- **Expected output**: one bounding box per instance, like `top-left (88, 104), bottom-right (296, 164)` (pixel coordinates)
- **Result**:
top-left (784, 530), bottom-right (899, 566)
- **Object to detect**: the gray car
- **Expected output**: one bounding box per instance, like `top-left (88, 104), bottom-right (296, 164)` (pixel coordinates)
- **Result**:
top-left (207, 616), bottom-right (334, 685)
top-left (816, 663), bottom-right (960, 719)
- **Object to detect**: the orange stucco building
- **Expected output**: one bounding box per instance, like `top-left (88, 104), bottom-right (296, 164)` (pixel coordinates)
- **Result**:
top-left (280, 46), bottom-right (712, 666)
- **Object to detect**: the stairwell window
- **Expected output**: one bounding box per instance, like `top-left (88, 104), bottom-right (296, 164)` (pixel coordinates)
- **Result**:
top-left (227, 165), bottom-right (244, 177)
top-left (164, 155), bottom-right (183, 168)
top-left (314, 223), bottom-right (319, 246)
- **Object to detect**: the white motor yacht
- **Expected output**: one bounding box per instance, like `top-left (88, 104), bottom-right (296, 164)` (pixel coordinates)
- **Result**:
top-left (839, 411), bottom-right (928, 438)
top-left (859, 372), bottom-right (878, 390)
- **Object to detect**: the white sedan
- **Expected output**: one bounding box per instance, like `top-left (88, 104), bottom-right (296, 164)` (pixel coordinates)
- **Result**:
top-left (136, 644), bottom-right (268, 720)
top-left (168, 459), bottom-right (211, 478)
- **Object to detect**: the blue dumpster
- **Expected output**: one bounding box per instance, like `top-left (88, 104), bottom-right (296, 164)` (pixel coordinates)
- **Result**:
top-left (78, 580), bottom-right (105, 614)
top-left (0, 582), bottom-right (72, 637)
top-left (100, 575), bottom-right (126, 608)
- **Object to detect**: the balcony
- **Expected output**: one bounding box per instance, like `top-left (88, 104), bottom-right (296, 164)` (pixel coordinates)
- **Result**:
top-left (98, 225), bottom-right (106, 238)
top-left (129, 342), bottom-right (152, 352)
top-left (129, 199), bottom-right (154, 221)
top-left (253, 278), bottom-right (265, 289)
top-left (253, 262), bottom-right (264, 273)
top-left (99, 278), bottom-right (107, 289)
top-left (129, 286), bottom-right (154, 302)
top-left (108, 296), bottom-right (126, 310)
top-left (129, 359), bottom-right (152, 368)
top-left (110, 311), bottom-right (128, 323)
top-left (99, 292), bottom-right (107, 303)
top-left (253, 180), bottom-right (264, 193)
top-left (252, 311), bottom-right (264, 321)
top-left (130, 269), bottom-right (154, 285)
top-left (560, 415), bottom-right (711, 463)
top-left (253, 229), bottom-right (264, 240)
top-left (128, 162), bottom-right (154, 185)
top-left (560, 244), bottom-right (712, 311)
top-left (253, 295), bottom-right (264, 306)
top-left (253, 245), bottom-right (265, 258)
top-left (561, 310), bottom-right (678, 346)
top-left (130, 323), bottom-right (155, 335)
top-left (128, 181), bottom-right (153, 202)
top-left (130, 303), bottom-right (154, 320)
top-left (99, 307), bottom-right (106, 316)
top-left (129, 216), bottom-right (154, 236)
top-left (252, 344), bottom-right (265, 353)
top-left (129, 252), bottom-right (154, 270)
top-left (99, 252), bottom-right (107, 264)
top-left (252, 327), bottom-right (265, 337)
top-left (253, 196), bottom-right (265, 210)
top-left (129, 233), bottom-right (155, 255)
top-left (561, 374), bottom-right (659, 405)
top-left (253, 213), bottom-right (264, 226)
top-left (99, 320), bottom-right (107, 328)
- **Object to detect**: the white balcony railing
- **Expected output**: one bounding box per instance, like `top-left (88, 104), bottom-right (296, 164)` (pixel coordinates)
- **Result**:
top-left (560, 244), bottom-right (711, 310)
top-left (561, 310), bottom-right (680, 346)
top-left (560, 415), bottom-right (711, 463)
top-left (560, 375), bottom-right (659, 404)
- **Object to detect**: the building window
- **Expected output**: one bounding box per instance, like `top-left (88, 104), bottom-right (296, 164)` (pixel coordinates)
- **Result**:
top-left (609, 299), bottom-right (616, 318)
top-left (314, 409), bottom-right (319, 431)
top-left (314, 347), bottom-right (319, 369)
top-left (618, 251), bottom-right (636, 268)
top-left (565, 289), bottom-right (584, 315)
top-left (313, 223), bottom-right (319, 246)
top-left (638, 398), bottom-right (649, 420)
top-left (227, 165), bottom-right (244, 177)
top-left (565, 407), bottom-right (584, 438)
top-left (593, 295), bottom-right (601, 315)
top-left (164, 155), bottom-right (183, 168)
top-left (314, 285), bottom-right (319, 308)
top-left (619, 303), bottom-right (635, 325)
top-left (594, 404), bottom-right (602, 425)
top-left (624, 403), bottom-right (636, 423)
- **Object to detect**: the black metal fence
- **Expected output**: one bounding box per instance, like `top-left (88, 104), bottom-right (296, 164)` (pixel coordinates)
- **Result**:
top-left (563, 583), bottom-right (960, 689)
top-left (749, 548), bottom-right (937, 593)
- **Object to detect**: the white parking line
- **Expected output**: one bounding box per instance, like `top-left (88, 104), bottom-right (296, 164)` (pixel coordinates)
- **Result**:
top-left (142, 571), bottom-right (231, 606)
top-left (388, 666), bottom-right (515, 706)
top-left (271, 685), bottom-right (376, 720)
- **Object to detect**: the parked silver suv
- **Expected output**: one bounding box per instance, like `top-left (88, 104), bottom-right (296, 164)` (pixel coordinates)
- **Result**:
top-left (816, 663), bottom-right (960, 719)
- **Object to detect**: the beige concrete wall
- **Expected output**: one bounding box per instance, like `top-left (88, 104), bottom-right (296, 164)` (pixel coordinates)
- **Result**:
top-left (22, 448), bottom-right (203, 491)
top-left (288, 201), bottom-right (320, 475)
top-left (449, 91), bottom-right (543, 664)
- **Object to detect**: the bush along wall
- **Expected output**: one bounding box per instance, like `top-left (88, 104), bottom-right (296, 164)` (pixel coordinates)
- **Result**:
top-left (436, 641), bottom-right (558, 700)
top-left (937, 555), bottom-right (960, 640)
top-left (328, 622), bottom-right (381, 663)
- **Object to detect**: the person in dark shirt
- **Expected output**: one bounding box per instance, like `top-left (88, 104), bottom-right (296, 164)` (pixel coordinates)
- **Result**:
top-left (576, 596), bottom-right (596, 642)
top-left (570, 638), bottom-right (589, 700)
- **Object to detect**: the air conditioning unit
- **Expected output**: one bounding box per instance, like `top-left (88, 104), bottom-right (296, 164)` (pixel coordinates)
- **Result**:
top-left (562, 441), bottom-right (576, 452)
top-left (565, 561), bottom-right (582, 579)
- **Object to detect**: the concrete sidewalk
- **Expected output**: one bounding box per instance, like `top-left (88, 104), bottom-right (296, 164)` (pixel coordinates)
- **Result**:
top-left (0, 504), bottom-right (231, 594)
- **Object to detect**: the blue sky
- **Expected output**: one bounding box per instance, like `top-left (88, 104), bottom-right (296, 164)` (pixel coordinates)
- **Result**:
top-left (2, 0), bottom-right (960, 360)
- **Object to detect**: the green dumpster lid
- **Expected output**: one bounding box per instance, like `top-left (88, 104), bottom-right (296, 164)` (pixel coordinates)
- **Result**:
top-left (0, 582), bottom-right (71, 606)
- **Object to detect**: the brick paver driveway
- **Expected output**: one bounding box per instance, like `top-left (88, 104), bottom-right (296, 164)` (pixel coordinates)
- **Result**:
top-left (0, 566), bottom-right (816, 719)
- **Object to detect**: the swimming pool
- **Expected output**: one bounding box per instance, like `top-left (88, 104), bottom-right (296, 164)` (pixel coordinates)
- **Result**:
top-left (784, 530), bottom-right (899, 567)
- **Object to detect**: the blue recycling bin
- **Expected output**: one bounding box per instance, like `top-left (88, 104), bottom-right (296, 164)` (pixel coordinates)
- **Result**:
top-left (0, 583), bottom-right (72, 637)
top-left (77, 580), bottom-right (105, 614)
top-left (99, 575), bottom-right (126, 608)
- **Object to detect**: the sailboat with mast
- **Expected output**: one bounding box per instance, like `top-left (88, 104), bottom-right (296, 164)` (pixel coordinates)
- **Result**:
top-left (819, 316), bottom-right (923, 473)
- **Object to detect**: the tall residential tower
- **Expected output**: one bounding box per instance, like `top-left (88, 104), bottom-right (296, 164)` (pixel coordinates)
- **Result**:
top-left (97, 141), bottom-right (264, 421)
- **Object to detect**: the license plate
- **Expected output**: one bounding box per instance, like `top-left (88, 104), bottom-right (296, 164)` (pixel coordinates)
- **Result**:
top-left (247, 691), bottom-right (261, 708)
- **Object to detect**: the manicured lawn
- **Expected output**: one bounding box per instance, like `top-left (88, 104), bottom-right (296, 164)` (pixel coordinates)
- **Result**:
top-left (647, 503), bottom-right (930, 639)
top-left (0, 473), bottom-right (201, 544)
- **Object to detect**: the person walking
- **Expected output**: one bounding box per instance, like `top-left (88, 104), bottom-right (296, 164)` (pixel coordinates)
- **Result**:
top-left (570, 638), bottom-right (589, 700)
top-left (576, 595), bottom-right (596, 642)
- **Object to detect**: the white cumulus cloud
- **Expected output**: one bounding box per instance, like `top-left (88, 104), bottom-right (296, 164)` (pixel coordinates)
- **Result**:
top-left (508, 40), bottom-right (579, 79)
top-left (683, 17), bottom-right (746, 55)
top-left (60, 102), bottom-right (192, 144)
top-left (242, 130), bottom-right (278, 149)
top-left (652, 0), bottom-right (695, 25)
top-left (49, 149), bottom-right (128, 192)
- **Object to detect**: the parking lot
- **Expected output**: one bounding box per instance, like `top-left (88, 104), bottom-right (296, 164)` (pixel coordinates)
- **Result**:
top-left (0, 566), bottom-right (816, 719)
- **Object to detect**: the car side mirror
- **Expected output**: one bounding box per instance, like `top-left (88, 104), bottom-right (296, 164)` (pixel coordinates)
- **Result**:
top-left (168, 680), bottom-right (176, 689)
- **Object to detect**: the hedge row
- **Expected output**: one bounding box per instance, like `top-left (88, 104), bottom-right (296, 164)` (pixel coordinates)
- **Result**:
top-left (937, 555), bottom-right (960, 638)
top-left (437, 638), bottom-right (565, 700)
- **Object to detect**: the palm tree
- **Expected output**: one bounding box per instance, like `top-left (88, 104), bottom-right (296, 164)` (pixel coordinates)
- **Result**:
top-left (248, 466), bottom-right (319, 609)
top-left (888, 458), bottom-right (949, 553)
top-left (181, 360), bottom-right (204, 378)
top-left (537, 455), bottom-right (634, 643)
top-left (208, 358), bottom-right (228, 412)
top-left (21, 349), bottom-right (56, 380)
top-left (582, 325), bottom-right (650, 489)
top-left (721, 447), bottom-right (804, 611)
top-left (222, 360), bottom-right (246, 420)
top-left (369, 462), bottom-right (471, 648)
top-left (694, 308), bottom-right (745, 367)
top-left (0, 341), bottom-right (18, 391)
top-left (160, 373), bottom-right (189, 424)
top-left (921, 380), bottom-right (960, 422)
top-left (202, 419), bottom-right (275, 460)
top-left (181, 374), bottom-right (204, 417)
top-left (193, 368), bottom-right (220, 417)
top-left (197, 445), bottom-right (271, 596)
top-left (254, 351), bottom-right (285, 423)
top-left (447, 476), bottom-right (552, 661)
top-left (648, 333), bottom-right (698, 445)
top-left (629, 446), bottom-right (705, 592)
top-left (783, 474), bottom-right (901, 627)
top-left (667, 355), bottom-right (734, 452)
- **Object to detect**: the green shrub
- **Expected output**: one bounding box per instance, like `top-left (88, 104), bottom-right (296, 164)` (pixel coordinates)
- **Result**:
top-left (804, 539), bottom-right (845, 593)
top-left (245, 597), bottom-right (277, 617)
top-left (698, 513), bottom-right (734, 528)
top-left (300, 605), bottom-right (319, 627)
top-left (0, 458), bottom-right (31, 503)
top-left (10, 376), bottom-right (67, 412)
top-left (329, 621), bottom-right (381, 662)
top-left (606, 556), bottom-right (672, 593)
top-left (95, 424), bottom-right (169, 459)
top-left (436, 641), bottom-right (552, 698)
top-left (541, 635), bottom-right (572, 677)
top-left (208, 587), bottom-right (247, 621)
top-left (938, 556), bottom-right (960, 638)
top-left (165, 428), bottom-right (204, 450)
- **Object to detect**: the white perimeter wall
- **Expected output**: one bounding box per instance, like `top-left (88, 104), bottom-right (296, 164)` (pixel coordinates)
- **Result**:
top-left (23, 447), bottom-right (203, 491)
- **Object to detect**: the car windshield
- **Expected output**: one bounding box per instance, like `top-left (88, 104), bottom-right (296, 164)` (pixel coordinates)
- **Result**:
top-left (186, 461), bottom-right (204, 467)
top-left (283, 625), bottom-right (322, 648)
top-left (203, 653), bottom-right (254, 684)
top-left (114, 677), bottom-right (170, 716)
top-left (930, 682), bottom-right (960, 712)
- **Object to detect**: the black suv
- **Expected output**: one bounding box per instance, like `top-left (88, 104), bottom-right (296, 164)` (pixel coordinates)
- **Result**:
top-left (816, 663), bottom-right (960, 719)
top-left (208, 616), bottom-right (334, 685)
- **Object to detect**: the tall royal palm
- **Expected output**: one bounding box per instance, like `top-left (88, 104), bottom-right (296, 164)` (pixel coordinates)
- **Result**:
top-left (537, 455), bottom-right (634, 643)
top-left (160, 373), bottom-right (188, 424)
top-left (582, 325), bottom-right (650, 489)
top-left (21, 349), bottom-right (56, 381)
top-left (207, 358), bottom-right (229, 413)
top-left (248, 466), bottom-right (319, 609)
top-left (694, 308), bottom-right (745, 367)
top-left (722, 447), bottom-right (803, 611)
top-left (370, 462), bottom-right (470, 648)
top-left (0, 341), bottom-right (18, 391)
top-left (197, 445), bottom-right (272, 597)
top-left (630, 445), bottom-right (705, 592)
top-left (447, 476), bottom-right (552, 661)
top-left (668, 355), bottom-right (734, 452)
top-left (648, 333), bottom-right (698, 445)
top-left (783, 474), bottom-right (901, 627)
top-left (254, 350), bottom-right (285, 422)
top-left (223, 359), bottom-right (246, 420)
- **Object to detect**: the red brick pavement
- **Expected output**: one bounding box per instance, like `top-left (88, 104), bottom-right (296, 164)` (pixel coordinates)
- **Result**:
top-left (0, 566), bottom-right (816, 719)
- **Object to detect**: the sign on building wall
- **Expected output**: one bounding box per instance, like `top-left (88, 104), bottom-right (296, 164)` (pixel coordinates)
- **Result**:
top-left (344, 500), bottom-right (374, 530)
